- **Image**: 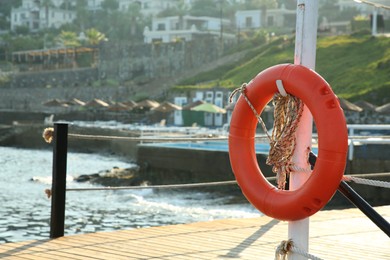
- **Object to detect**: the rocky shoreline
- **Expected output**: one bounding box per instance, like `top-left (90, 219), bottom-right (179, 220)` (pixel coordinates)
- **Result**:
top-left (74, 166), bottom-right (144, 186)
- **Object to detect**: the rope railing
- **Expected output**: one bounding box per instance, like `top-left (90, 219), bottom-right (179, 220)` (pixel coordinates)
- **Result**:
top-left (68, 133), bottom-right (230, 142)
top-left (50, 128), bottom-right (390, 144)
top-left (66, 179), bottom-right (245, 192)
top-left (60, 173), bottom-right (390, 193)
top-left (344, 175), bottom-right (390, 189)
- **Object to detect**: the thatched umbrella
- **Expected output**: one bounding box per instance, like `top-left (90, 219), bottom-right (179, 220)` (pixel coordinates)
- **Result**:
top-left (376, 103), bottom-right (390, 113)
top-left (84, 98), bottom-right (109, 108)
top-left (152, 101), bottom-right (181, 113)
top-left (64, 98), bottom-right (86, 106)
top-left (43, 99), bottom-right (68, 107)
top-left (122, 100), bottom-right (137, 109)
top-left (354, 100), bottom-right (377, 111)
top-left (133, 99), bottom-right (160, 112)
top-left (338, 98), bottom-right (363, 112)
top-left (107, 102), bottom-right (130, 111)
top-left (136, 99), bottom-right (159, 108)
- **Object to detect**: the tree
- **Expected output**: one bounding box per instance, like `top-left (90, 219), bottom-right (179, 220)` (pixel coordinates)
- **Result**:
top-left (190, 0), bottom-right (220, 17)
top-left (0, 0), bottom-right (22, 16)
top-left (127, 3), bottom-right (144, 37)
top-left (85, 28), bottom-right (106, 46)
top-left (73, 0), bottom-right (93, 31)
top-left (319, 0), bottom-right (359, 22)
top-left (56, 31), bottom-right (80, 47)
top-left (85, 28), bottom-right (106, 66)
top-left (101, 0), bottom-right (119, 12)
top-left (243, 0), bottom-right (277, 9)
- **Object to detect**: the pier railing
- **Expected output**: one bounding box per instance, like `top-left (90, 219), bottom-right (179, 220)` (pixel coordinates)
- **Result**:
top-left (48, 123), bottom-right (390, 239)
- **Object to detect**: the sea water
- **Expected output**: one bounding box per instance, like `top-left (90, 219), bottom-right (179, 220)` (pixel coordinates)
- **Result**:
top-left (0, 147), bottom-right (260, 244)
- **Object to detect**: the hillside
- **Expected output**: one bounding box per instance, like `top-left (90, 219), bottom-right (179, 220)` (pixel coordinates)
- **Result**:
top-left (173, 33), bottom-right (390, 105)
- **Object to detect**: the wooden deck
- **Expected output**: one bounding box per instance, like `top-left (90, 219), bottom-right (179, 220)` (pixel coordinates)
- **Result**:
top-left (1, 206), bottom-right (389, 259)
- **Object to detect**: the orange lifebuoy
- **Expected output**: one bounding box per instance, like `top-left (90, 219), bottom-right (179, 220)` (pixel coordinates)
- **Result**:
top-left (229, 64), bottom-right (348, 221)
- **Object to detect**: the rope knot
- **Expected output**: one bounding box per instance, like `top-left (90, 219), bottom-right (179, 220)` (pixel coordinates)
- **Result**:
top-left (42, 127), bottom-right (54, 143)
top-left (229, 83), bottom-right (247, 103)
top-left (45, 189), bottom-right (52, 199)
top-left (275, 239), bottom-right (293, 260)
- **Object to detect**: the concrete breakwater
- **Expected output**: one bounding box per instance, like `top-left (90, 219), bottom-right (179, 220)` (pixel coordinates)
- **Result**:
top-left (1, 121), bottom-right (389, 208)
top-left (1, 121), bottom-right (389, 174)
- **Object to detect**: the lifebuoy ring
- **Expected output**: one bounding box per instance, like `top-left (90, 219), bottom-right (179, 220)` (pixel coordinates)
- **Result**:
top-left (229, 64), bottom-right (348, 221)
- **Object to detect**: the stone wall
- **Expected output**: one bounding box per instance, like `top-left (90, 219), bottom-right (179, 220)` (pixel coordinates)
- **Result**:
top-left (0, 37), bottom-right (222, 111)
top-left (0, 85), bottom-right (133, 111)
top-left (99, 37), bottom-right (220, 82)
top-left (6, 37), bottom-right (221, 90)
top-left (8, 67), bottom-right (98, 89)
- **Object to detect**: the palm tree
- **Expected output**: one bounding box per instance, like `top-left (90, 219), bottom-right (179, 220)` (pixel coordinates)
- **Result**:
top-left (56, 31), bottom-right (80, 47)
top-left (55, 30), bottom-right (80, 68)
top-left (85, 28), bottom-right (106, 46)
top-left (85, 28), bottom-right (106, 66)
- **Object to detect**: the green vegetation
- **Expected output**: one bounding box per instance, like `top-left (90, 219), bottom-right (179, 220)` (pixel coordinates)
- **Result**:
top-left (174, 32), bottom-right (390, 105)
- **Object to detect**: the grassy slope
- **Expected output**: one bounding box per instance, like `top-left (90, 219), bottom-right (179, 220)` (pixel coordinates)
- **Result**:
top-left (174, 34), bottom-right (390, 105)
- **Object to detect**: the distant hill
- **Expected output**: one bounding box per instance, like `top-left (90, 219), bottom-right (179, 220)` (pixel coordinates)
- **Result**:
top-left (173, 32), bottom-right (390, 105)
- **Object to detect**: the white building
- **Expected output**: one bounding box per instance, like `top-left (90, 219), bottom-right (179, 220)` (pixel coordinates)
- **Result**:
top-left (87, 0), bottom-right (183, 17)
top-left (192, 90), bottom-right (225, 127)
top-left (235, 5), bottom-right (295, 30)
top-left (11, 0), bottom-right (76, 32)
top-left (174, 96), bottom-right (187, 126)
top-left (214, 91), bottom-right (224, 126)
top-left (144, 15), bottom-right (232, 43)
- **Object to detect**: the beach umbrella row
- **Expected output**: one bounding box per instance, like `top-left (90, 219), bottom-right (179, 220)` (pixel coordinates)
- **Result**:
top-left (42, 98), bottom-right (158, 111)
top-left (340, 99), bottom-right (390, 113)
top-left (42, 98), bottom-right (390, 114)
top-left (152, 101), bottom-right (182, 112)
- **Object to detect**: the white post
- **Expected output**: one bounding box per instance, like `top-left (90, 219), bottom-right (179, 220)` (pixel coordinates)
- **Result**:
top-left (288, 1), bottom-right (319, 260)
top-left (372, 8), bottom-right (378, 36)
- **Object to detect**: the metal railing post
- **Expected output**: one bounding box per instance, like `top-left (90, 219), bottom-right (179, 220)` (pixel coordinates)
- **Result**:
top-left (50, 123), bottom-right (68, 238)
top-left (338, 181), bottom-right (390, 237)
top-left (309, 152), bottom-right (390, 237)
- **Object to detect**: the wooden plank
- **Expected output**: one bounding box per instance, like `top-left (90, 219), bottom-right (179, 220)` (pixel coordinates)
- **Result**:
top-left (0, 206), bottom-right (389, 259)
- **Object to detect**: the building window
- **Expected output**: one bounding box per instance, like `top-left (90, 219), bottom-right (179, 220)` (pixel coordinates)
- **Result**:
top-left (267, 16), bottom-right (274, 26)
top-left (245, 17), bottom-right (252, 28)
top-left (157, 23), bottom-right (165, 31)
